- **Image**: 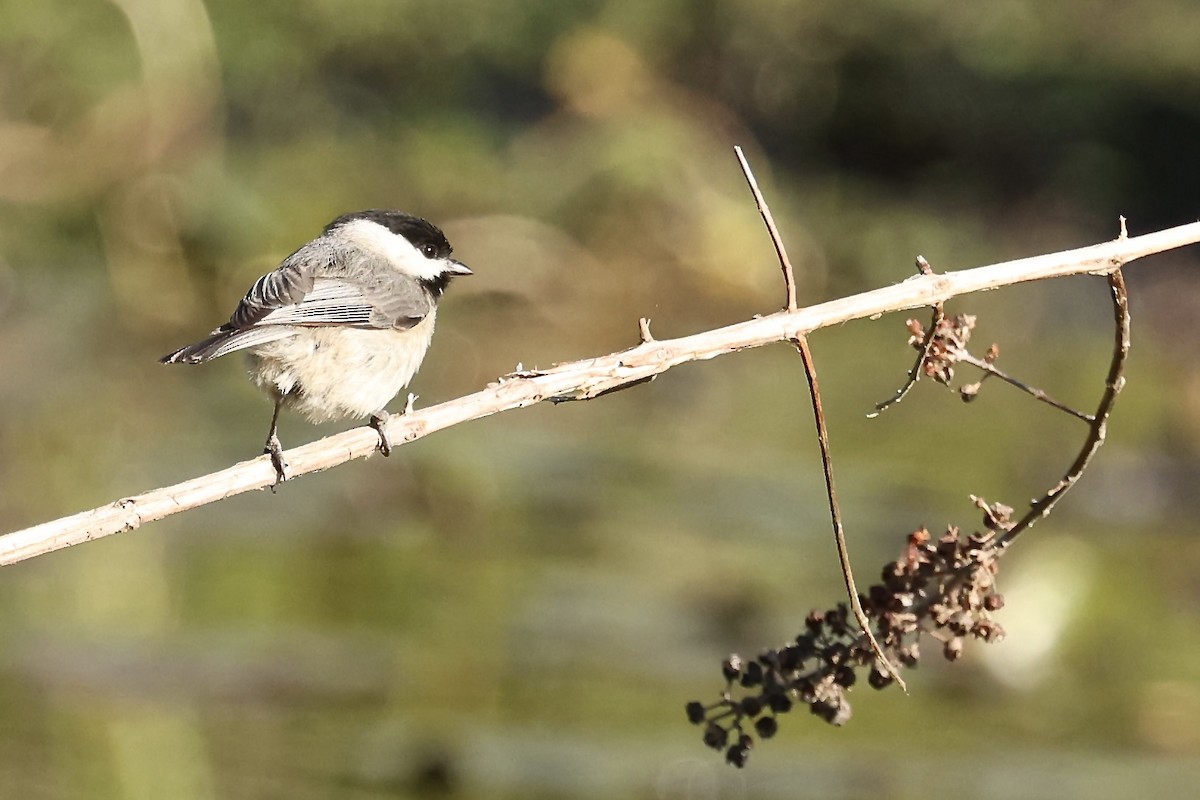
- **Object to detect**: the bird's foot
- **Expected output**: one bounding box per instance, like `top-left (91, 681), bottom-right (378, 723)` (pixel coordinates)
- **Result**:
top-left (370, 411), bottom-right (392, 457)
top-left (264, 433), bottom-right (288, 487)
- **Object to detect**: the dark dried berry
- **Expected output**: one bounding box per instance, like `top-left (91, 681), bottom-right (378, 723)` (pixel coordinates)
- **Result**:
top-left (897, 643), bottom-right (920, 667)
top-left (766, 692), bottom-right (793, 713)
top-left (703, 723), bottom-right (728, 750)
top-left (741, 696), bottom-right (763, 717)
top-left (755, 716), bottom-right (779, 739)
top-left (823, 642), bottom-right (849, 665)
top-left (778, 645), bottom-right (802, 671)
top-left (722, 655), bottom-right (743, 682)
top-left (725, 741), bottom-right (751, 768)
top-left (810, 699), bottom-right (834, 723)
top-left (835, 666), bottom-right (857, 688)
top-left (868, 668), bottom-right (894, 689)
top-left (805, 610), bottom-right (824, 633)
top-left (793, 635), bottom-right (816, 659)
top-left (984, 593), bottom-right (1005, 611)
top-left (686, 701), bottom-right (706, 724)
top-left (740, 661), bottom-right (764, 687)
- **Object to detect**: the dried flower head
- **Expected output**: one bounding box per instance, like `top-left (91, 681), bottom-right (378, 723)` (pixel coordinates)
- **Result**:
top-left (909, 314), bottom-right (971, 384)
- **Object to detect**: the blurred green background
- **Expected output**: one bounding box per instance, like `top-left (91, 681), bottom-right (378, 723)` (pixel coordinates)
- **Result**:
top-left (2, 1), bottom-right (1199, 797)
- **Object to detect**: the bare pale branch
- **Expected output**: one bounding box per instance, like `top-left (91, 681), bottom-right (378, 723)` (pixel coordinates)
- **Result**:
top-left (1, 220), bottom-right (1197, 565)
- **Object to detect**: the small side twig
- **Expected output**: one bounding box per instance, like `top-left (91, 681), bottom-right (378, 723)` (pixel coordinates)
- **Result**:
top-left (949, 347), bottom-right (1094, 423)
top-left (869, 255), bottom-right (944, 418)
top-left (638, 317), bottom-right (654, 343)
top-left (735, 146), bottom-right (904, 690)
top-left (896, 309), bottom-right (1094, 423)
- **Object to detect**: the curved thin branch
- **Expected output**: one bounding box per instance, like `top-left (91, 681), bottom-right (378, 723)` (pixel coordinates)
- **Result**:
top-left (1, 222), bottom-right (1197, 565)
top-left (995, 268), bottom-right (1130, 549)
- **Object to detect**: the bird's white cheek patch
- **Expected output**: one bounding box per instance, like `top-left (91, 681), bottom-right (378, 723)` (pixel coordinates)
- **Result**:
top-left (336, 219), bottom-right (445, 281)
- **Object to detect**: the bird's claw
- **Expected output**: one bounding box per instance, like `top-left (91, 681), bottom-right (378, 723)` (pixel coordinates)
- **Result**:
top-left (264, 433), bottom-right (288, 487)
top-left (370, 411), bottom-right (392, 457)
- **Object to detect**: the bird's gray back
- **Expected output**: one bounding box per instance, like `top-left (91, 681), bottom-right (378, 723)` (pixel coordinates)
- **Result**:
top-left (229, 240), bottom-right (434, 331)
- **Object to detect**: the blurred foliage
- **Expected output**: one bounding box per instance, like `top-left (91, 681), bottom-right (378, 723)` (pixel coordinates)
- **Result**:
top-left (1, 0), bottom-right (1199, 797)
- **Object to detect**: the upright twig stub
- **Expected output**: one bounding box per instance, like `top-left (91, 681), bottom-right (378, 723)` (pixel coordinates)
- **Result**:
top-left (734, 145), bottom-right (798, 312)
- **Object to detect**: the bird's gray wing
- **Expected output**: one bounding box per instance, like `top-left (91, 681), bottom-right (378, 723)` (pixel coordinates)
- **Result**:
top-left (250, 272), bottom-right (433, 330)
top-left (161, 258), bottom-right (432, 364)
top-left (227, 259), bottom-right (315, 329)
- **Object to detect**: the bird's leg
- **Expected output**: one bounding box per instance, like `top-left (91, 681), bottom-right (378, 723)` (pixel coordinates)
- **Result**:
top-left (369, 410), bottom-right (392, 457)
top-left (264, 399), bottom-right (288, 485)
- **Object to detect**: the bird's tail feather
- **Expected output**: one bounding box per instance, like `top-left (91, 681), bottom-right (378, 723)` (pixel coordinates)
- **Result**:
top-left (160, 326), bottom-right (296, 364)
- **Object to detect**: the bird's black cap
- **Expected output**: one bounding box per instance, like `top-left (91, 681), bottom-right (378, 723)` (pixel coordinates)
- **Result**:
top-left (325, 209), bottom-right (453, 260)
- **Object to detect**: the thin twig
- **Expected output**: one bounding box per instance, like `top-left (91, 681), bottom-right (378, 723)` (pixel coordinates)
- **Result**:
top-left (869, 256), bottom-right (944, 418)
top-left (734, 147), bottom-right (903, 689)
top-left (790, 337), bottom-right (906, 690)
top-left (638, 317), bottom-right (654, 343)
top-left (950, 347), bottom-right (1094, 423)
top-left (1, 222), bottom-right (1194, 565)
top-left (734, 145), bottom-right (797, 311)
top-left (996, 268), bottom-right (1130, 548)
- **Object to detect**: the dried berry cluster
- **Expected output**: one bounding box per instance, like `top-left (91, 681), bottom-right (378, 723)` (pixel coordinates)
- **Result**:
top-left (907, 313), bottom-right (1002, 402)
top-left (686, 521), bottom-right (1007, 768)
top-left (909, 313), bottom-right (976, 385)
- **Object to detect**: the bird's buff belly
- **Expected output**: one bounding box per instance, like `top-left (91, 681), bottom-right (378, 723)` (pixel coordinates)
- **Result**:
top-left (246, 317), bottom-right (436, 423)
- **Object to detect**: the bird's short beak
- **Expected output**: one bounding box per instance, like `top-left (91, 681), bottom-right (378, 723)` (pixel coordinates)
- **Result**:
top-left (446, 259), bottom-right (473, 276)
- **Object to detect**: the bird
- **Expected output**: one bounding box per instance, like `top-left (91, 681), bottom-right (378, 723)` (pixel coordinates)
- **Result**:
top-left (161, 209), bottom-right (471, 484)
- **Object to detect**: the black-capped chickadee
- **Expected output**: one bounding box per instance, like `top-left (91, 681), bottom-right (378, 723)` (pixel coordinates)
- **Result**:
top-left (162, 209), bottom-right (471, 483)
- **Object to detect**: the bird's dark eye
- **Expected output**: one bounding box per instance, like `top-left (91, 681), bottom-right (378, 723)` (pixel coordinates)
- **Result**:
top-left (421, 243), bottom-right (438, 258)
